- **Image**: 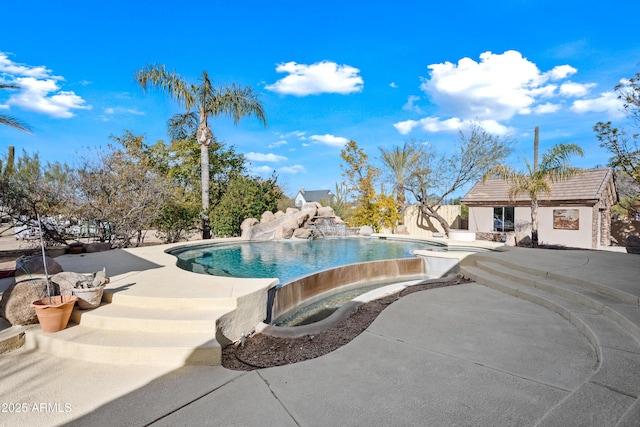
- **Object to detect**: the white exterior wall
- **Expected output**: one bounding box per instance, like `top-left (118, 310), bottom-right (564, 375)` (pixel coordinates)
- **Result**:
top-left (468, 205), bottom-right (596, 249)
top-left (294, 193), bottom-right (305, 208)
top-left (467, 207), bottom-right (494, 233)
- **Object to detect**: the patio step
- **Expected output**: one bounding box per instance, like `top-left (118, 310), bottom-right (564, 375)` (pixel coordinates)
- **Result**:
top-left (69, 303), bottom-right (232, 333)
top-left (460, 257), bottom-right (640, 425)
top-left (25, 323), bottom-right (221, 366)
top-left (25, 293), bottom-right (235, 366)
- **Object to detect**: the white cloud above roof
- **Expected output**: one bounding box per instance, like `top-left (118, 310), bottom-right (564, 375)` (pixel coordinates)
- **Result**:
top-left (279, 164), bottom-right (306, 174)
top-left (265, 61), bottom-right (363, 96)
top-left (394, 50), bottom-right (616, 136)
top-left (0, 52), bottom-right (90, 118)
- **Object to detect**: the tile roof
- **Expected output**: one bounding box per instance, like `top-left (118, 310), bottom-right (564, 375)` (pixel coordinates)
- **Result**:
top-left (461, 168), bottom-right (616, 205)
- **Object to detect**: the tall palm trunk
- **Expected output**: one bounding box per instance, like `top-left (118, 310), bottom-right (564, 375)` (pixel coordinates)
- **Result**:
top-left (197, 118), bottom-right (213, 239)
top-left (531, 199), bottom-right (539, 246)
top-left (531, 126), bottom-right (540, 247)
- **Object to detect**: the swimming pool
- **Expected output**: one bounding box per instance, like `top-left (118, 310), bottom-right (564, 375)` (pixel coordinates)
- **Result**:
top-left (170, 237), bottom-right (445, 285)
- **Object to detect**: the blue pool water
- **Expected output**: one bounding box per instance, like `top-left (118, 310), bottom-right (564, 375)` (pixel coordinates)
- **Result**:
top-left (171, 238), bottom-right (445, 285)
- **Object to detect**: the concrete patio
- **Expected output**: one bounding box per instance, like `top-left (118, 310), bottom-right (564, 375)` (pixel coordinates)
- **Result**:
top-left (0, 239), bottom-right (638, 426)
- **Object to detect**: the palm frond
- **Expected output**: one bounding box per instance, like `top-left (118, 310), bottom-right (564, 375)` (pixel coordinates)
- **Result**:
top-left (135, 64), bottom-right (195, 109)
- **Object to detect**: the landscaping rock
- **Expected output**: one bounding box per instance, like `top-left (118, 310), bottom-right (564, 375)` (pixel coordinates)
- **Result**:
top-left (14, 256), bottom-right (63, 280)
top-left (50, 272), bottom-right (93, 295)
top-left (293, 228), bottom-right (312, 239)
top-left (260, 211), bottom-right (275, 224)
top-left (317, 206), bottom-right (335, 218)
top-left (85, 242), bottom-right (112, 253)
top-left (240, 218), bottom-right (259, 233)
top-left (626, 235), bottom-right (640, 254)
top-left (0, 279), bottom-right (48, 325)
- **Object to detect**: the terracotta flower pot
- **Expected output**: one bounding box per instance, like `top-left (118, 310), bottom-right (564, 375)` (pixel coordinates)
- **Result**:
top-left (31, 295), bottom-right (78, 333)
top-left (72, 287), bottom-right (104, 310)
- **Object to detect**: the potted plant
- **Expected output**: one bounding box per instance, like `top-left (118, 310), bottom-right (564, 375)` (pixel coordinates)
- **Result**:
top-left (30, 215), bottom-right (77, 332)
top-left (71, 268), bottom-right (109, 309)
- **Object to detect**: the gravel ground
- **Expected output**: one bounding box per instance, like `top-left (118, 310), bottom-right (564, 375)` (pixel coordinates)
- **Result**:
top-left (222, 276), bottom-right (470, 371)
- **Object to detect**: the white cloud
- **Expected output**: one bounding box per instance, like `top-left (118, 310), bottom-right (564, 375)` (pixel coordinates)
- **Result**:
top-left (393, 117), bottom-right (463, 135)
top-left (402, 95), bottom-right (423, 113)
top-left (279, 164), bottom-right (306, 174)
top-left (251, 165), bottom-right (276, 174)
top-left (390, 82), bottom-right (398, 88)
top-left (421, 50), bottom-right (543, 122)
top-left (100, 106), bottom-right (145, 121)
top-left (309, 134), bottom-right (349, 147)
top-left (570, 91), bottom-right (624, 117)
top-left (265, 61), bottom-right (363, 96)
top-left (533, 102), bottom-right (562, 114)
top-left (268, 140), bottom-right (288, 149)
top-left (396, 50), bottom-right (601, 136)
top-left (246, 152), bottom-right (287, 162)
top-left (393, 117), bottom-right (511, 136)
top-left (543, 64), bottom-right (577, 81)
top-left (0, 52), bottom-right (90, 118)
top-left (0, 52), bottom-right (57, 79)
top-left (559, 81), bottom-right (596, 97)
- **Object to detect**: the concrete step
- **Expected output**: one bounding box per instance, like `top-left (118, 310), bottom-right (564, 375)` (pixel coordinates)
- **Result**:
top-left (25, 323), bottom-right (221, 366)
top-left (469, 260), bottom-right (640, 342)
top-left (461, 264), bottom-right (640, 425)
top-left (466, 252), bottom-right (640, 306)
top-left (103, 289), bottom-right (237, 310)
top-left (69, 303), bottom-right (232, 333)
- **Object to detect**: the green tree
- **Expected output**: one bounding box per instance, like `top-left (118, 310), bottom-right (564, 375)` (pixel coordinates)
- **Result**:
top-left (379, 141), bottom-right (422, 206)
top-left (73, 141), bottom-right (170, 247)
top-left (136, 64), bottom-right (267, 239)
top-left (484, 126), bottom-right (584, 246)
top-left (340, 140), bottom-right (400, 231)
top-left (0, 84), bottom-right (30, 133)
top-left (594, 72), bottom-right (640, 214)
top-left (404, 123), bottom-right (512, 236)
top-left (211, 174), bottom-right (283, 237)
top-left (0, 149), bottom-right (72, 244)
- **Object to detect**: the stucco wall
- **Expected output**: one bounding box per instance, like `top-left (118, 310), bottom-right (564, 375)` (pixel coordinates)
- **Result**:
top-left (403, 205), bottom-right (462, 237)
top-left (468, 205), bottom-right (596, 249)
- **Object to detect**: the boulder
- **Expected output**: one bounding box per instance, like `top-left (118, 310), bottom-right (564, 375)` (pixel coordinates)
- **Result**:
top-left (359, 225), bottom-right (374, 236)
top-left (85, 242), bottom-right (112, 253)
top-left (260, 211), bottom-right (275, 224)
top-left (274, 211), bottom-right (285, 219)
top-left (285, 207), bottom-right (299, 215)
top-left (302, 202), bottom-right (321, 210)
top-left (15, 255), bottom-right (63, 280)
top-left (50, 272), bottom-right (93, 295)
top-left (317, 206), bottom-right (335, 218)
top-left (0, 279), bottom-right (48, 325)
top-left (626, 235), bottom-right (640, 255)
top-left (240, 218), bottom-right (259, 235)
top-left (293, 228), bottom-right (312, 239)
top-left (282, 228), bottom-right (294, 239)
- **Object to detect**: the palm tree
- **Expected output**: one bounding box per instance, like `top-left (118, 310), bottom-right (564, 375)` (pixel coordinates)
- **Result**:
top-left (484, 126), bottom-right (584, 246)
top-left (136, 64), bottom-right (266, 239)
top-left (0, 84), bottom-right (31, 133)
top-left (379, 141), bottom-right (422, 207)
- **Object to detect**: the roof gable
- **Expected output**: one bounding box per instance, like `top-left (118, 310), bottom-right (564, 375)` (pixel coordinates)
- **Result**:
top-left (296, 189), bottom-right (334, 202)
top-left (461, 168), bottom-right (617, 205)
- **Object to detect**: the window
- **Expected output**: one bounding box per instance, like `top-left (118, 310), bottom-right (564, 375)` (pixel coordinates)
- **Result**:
top-left (493, 207), bottom-right (514, 232)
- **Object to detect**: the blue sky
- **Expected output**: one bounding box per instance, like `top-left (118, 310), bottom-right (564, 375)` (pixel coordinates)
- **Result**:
top-left (1, 0), bottom-right (638, 198)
